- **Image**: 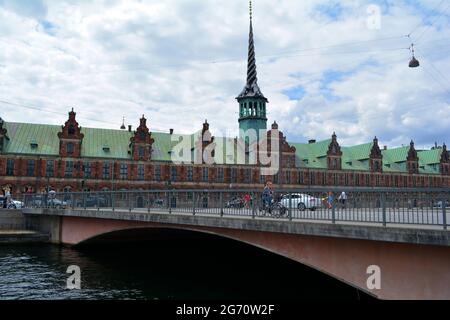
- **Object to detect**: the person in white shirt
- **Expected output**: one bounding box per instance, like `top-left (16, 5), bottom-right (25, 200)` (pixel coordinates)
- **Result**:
top-left (338, 191), bottom-right (347, 208)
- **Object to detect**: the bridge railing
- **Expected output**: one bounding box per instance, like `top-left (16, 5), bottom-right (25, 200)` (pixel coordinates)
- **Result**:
top-left (21, 188), bottom-right (450, 230)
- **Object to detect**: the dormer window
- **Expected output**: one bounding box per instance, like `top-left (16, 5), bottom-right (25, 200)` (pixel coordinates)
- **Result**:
top-left (68, 125), bottom-right (75, 135)
top-left (138, 146), bottom-right (145, 158)
top-left (67, 142), bottom-right (74, 155)
top-left (103, 145), bottom-right (110, 153)
top-left (30, 139), bottom-right (38, 149)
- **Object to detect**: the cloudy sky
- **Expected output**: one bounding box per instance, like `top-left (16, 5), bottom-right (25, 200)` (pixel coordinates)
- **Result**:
top-left (0, 0), bottom-right (449, 149)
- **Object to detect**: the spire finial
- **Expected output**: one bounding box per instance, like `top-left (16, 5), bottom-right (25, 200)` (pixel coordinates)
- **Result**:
top-left (249, 0), bottom-right (252, 22)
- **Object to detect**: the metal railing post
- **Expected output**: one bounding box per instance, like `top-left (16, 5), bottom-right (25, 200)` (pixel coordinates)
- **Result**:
top-left (129, 191), bottom-right (132, 212)
top-left (381, 192), bottom-right (386, 227)
top-left (111, 191), bottom-right (115, 212)
top-left (192, 191), bottom-right (196, 216)
top-left (147, 192), bottom-right (150, 214)
top-left (168, 191), bottom-right (172, 214)
top-left (252, 192), bottom-right (256, 219)
top-left (288, 192), bottom-right (292, 221)
top-left (96, 192), bottom-right (99, 211)
top-left (220, 192), bottom-right (224, 217)
top-left (443, 198), bottom-right (447, 230)
top-left (71, 193), bottom-right (75, 210)
top-left (332, 195), bottom-right (336, 224)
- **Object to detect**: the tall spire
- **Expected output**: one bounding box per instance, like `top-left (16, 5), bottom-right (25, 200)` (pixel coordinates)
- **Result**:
top-left (237, 0), bottom-right (267, 101)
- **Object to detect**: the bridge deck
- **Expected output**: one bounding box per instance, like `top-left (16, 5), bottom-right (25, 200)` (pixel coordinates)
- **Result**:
top-left (22, 207), bottom-right (450, 247)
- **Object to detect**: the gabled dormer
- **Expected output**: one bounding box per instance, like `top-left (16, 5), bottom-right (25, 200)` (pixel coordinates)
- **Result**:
top-left (58, 108), bottom-right (84, 158)
top-left (406, 140), bottom-right (419, 174)
top-left (440, 143), bottom-right (450, 175)
top-left (327, 132), bottom-right (342, 170)
top-left (129, 115), bottom-right (154, 161)
top-left (0, 117), bottom-right (8, 153)
top-left (370, 136), bottom-right (383, 173)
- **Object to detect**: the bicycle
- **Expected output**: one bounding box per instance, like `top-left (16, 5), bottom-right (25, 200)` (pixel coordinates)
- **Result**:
top-left (259, 199), bottom-right (287, 218)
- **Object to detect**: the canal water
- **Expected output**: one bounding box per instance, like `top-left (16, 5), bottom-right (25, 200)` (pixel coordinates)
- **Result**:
top-left (0, 230), bottom-right (374, 300)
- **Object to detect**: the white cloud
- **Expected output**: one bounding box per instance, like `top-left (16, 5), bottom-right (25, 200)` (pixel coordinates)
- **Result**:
top-left (0, 0), bottom-right (449, 149)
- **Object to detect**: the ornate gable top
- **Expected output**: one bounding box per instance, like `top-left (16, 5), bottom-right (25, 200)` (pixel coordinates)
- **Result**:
top-left (441, 143), bottom-right (449, 163)
top-left (58, 108), bottom-right (84, 140)
top-left (370, 136), bottom-right (382, 159)
top-left (327, 132), bottom-right (342, 156)
top-left (407, 140), bottom-right (418, 160)
top-left (130, 115), bottom-right (151, 144)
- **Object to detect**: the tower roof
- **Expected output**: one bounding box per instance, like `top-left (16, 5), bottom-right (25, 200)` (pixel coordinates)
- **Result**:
top-left (237, 1), bottom-right (267, 102)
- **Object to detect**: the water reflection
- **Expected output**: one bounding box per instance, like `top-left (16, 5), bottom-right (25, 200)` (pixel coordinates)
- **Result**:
top-left (0, 229), bottom-right (374, 300)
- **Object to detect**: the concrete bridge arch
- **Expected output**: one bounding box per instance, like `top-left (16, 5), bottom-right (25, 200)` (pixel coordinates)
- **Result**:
top-left (55, 215), bottom-right (450, 300)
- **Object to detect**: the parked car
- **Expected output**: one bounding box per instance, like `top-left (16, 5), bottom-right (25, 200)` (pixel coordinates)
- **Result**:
top-left (0, 197), bottom-right (23, 209)
top-left (47, 198), bottom-right (68, 209)
top-left (76, 196), bottom-right (109, 207)
top-left (280, 193), bottom-right (322, 211)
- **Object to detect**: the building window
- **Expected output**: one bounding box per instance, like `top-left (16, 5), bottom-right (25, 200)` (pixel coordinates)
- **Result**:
top-left (68, 125), bottom-right (75, 135)
top-left (273, 173), bottom-right (279, 184)
top-left (217, 168), bottom-right (224, 182)
top-left (103, 162), bottom-right (110, 179)
top-left (285, 171), bottom-right (291, 184)
top-left (231, 168), bottom-right (237, 183)
top-left (25, 160), bottom-right (35, 176)
top-left (202, 167), bottom-right (209, 182)
top-left (138, 164), bottom-right (145, 180)
top-left (171, 166), bottom-right (177, 182)
top-left (260, 174), bottom-right (265, 184)
top-left (245, 169), bottom-right (251, 183)
top-left (298, 171), bottom-right (304, 184)
top-left (155, 165), bottom-right (161, 181)
top-left (187, 166), bottom-right (193, 182)
top-left (67, 142), bottom-right (74, 155)
top-left (120, 163), bottom-right (128, 180)
top-left (64, 161), bottom-right (73, 177)
top-left (84, 162), bottom-right (92, 178)
top-left (6, 159), bottom-right (14, 176)
top-left (46, 160), bottom-right (54, 177)
top-left (138, 146), bottom-right (145, 159)
top-left (310, 172), bottom-right (316, 185)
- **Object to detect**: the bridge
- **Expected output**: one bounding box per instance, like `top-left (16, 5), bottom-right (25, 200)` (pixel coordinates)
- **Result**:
top-left (20, 187), bottom-right (450, 300)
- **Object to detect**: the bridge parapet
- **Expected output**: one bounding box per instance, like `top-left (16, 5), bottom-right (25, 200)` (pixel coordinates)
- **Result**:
top-left (20, 188), bottom-right (450, 231)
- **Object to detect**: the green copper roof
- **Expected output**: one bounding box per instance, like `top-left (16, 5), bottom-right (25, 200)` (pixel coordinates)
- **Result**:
top-left (1, 121), bottom-right (444, 174)
top-left (4, 122), bottom-right (60, 156)
top-left (81, 127), bottom-right (133, 159)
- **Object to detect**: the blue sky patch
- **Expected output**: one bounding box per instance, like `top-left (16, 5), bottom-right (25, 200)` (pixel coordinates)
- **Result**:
top-left (283, 86), bottom-right (306, 101)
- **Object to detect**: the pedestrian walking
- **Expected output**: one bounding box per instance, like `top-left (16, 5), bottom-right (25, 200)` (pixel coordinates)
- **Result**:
top-left (338, 191), bottom-right (347, 209)
top-left (327, 191), bottom-right (333, 209)
top-left (244, 194), bottom-right (251, 208)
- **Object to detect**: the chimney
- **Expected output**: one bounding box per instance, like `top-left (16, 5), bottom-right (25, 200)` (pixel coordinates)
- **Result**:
top-left (170, 129), bottom-right (174, 135)
top-left (128, 125), bottom-right (132, 132)
top-left (308, 139), bottom-right (316, 144)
